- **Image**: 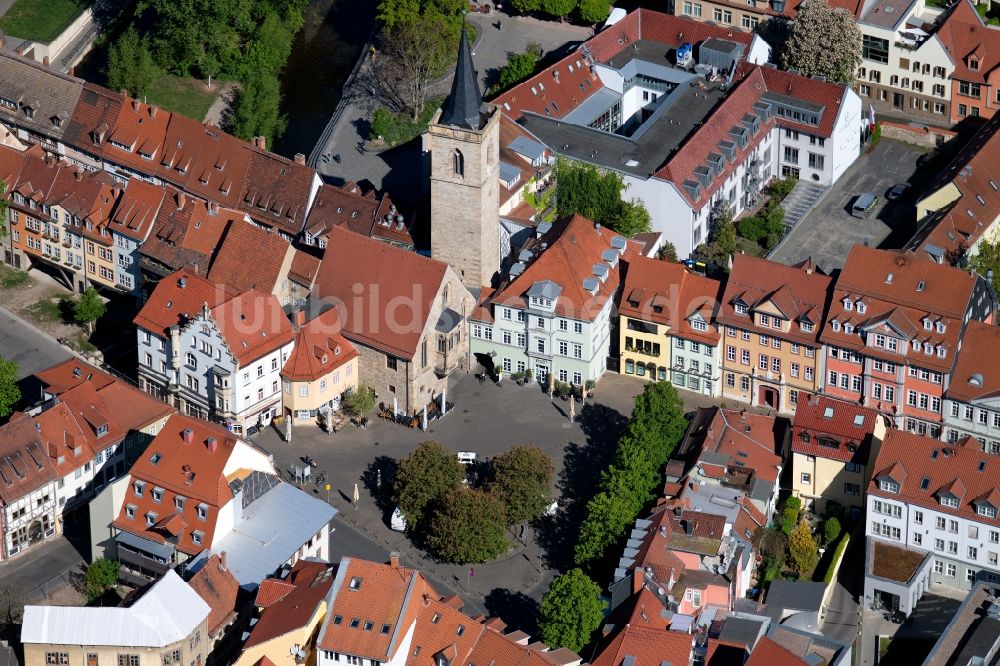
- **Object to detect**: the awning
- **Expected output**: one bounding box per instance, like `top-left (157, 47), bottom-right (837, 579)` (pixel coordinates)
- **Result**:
top-left (115, 530), bottom-right (175, 560)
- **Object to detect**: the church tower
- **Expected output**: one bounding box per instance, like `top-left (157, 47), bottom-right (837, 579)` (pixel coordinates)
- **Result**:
top-left (428, 30), bottom-right (500, 291)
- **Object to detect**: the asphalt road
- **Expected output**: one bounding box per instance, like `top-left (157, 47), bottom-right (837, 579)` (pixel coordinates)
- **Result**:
top-left (0, 306), bottom-right (71, 379)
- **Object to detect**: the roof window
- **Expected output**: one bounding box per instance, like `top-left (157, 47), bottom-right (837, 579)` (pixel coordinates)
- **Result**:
top-left (350, 618), bottom-right (360, 628)
top-left (333, 616), bottom-right (343, 625)
top-left (349, 576), bottom-right (362, 590)
top-left (853, 414), bottom-right (864, 426)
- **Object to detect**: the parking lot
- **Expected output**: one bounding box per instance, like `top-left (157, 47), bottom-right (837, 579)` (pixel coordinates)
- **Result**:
top-left (769, 140), bottom-right (929, 272)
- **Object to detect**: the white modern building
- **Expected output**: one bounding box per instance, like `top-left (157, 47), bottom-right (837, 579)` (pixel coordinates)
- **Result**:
top-left (942, 321), bottom-right (1000, 452)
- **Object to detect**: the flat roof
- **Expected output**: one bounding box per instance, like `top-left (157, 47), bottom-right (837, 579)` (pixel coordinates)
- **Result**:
top-left (518, 80), bottom-right (726, 179)
top-left (860, 0), bottom-right (916, 29)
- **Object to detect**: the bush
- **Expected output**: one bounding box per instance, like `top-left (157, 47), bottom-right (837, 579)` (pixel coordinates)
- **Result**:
top-left (763, 557), bottom-right (782, 582)
top-left (784, 496), bottom-right (802, 512)
top-left (369, 107), bottom-right (393, 141)
top-left (760, 527), bottom-right (789, 562)
top-left (823, 533), bottom-right (851, 583)
top-left (789, 520), bottom-right (820, 574)
top-left (84, 558), bottom-right (120, 601)
top-left (780, 506), bottom-right (799, 536)
top-left (871, 122), bottom-right (882, 146)
top-left (823, 517), bottom-right (842, 544)
top-left (766, 175), bottom-right (797, 200)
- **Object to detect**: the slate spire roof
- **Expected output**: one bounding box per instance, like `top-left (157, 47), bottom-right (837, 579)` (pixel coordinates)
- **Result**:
top-left (439, 30), bottom-right (483, 130)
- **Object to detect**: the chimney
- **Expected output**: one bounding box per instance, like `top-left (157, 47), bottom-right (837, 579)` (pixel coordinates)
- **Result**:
top-left (112, 186), bottom-right (122, 199)
top-left (206, 436), bottom-right (218, 453)
top-left (74, 168), bottom-right (82, 181)
top-left (149, 104), bottom-right (158, 118)
top-left (390, 552), bottom-right (401, 568)
top-left (294, 309), bottom-right (305, 327)
top-left (219, 551), bottom-right (227, 571)
top-left (254, 136), bottom-right (266, 151)
top-left (132, 98), bottom-right (140, 112)
top-left (181, 428), bottom-right (194, 444)
top-left (176, 192), bottom-right (186, 210)
top-left (67, 66), bottom-right (73, 76)
top-left (293, 153), bottom-right (306, 165)
top-left (42, 56), bottom-right (49, 67)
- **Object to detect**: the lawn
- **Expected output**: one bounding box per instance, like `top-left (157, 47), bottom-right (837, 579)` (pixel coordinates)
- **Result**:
top-left (0, 0), bottom-right (87, 43)
top-left (0, 264), bottom-right (30, 289)
top-left (145, 75), bottom-right (218, 122)
top-left (22, 295), bottom-right (72, 324)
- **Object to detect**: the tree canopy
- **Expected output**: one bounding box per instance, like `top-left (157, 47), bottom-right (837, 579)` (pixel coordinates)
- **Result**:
top-left (539, 569), bottom-right (606, 652)
top-left (485, 445), bottom-right (554, 524)
top-left (107, 28), bottom-right (159, 99)
top-left (969, 239), bottom-right (1000, 297)
top-left (554, 158), bottom-right (652, 238)
top-left (492, 48), bottom-right (541, 95)
top-left (425, 488), bottom-right (509, 563)
top-left (789, 520), bottom-right (820, 573)
top-left (84, 558), bottom-right (120, 602)
top-left (392, 441), bottom-right (465, 529)
top-left (0, 355), bottom-right (20, 419)
top-left (379, 9), bottom-right (461, 121)
top-left (575, 382), bottom-right (687, 565)
top-left (75, 287), bottom-right (105, 334)
top-left (342, 386), bottom-right (376, 417)
top-left (781, 0), bottom-right (861, 83)
top-left (577, 0), bottom-right (612, 23)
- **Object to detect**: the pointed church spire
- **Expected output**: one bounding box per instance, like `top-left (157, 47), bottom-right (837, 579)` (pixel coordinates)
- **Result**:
top-left (439, 29), bottom-right (483, 130)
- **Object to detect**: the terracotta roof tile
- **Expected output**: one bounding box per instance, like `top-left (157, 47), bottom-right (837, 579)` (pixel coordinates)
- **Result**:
top-left (210, 289), bottom-right (295, 365)
top-left (140, 194), bottom-right (237, 275)
top-left (869, 429), bottom-right (1000, 526)
top-left (312, 227), bottom-right (451, 359)
top-left (745, 637), bottom-right (808, 666)
top-left (63, 83), bottom-right (124, 151)
top-left (207, 220), bottom-right (293, 294)
top-left (254, 579), bottom-right (297, 608)
top-left (188, 553), bottom-right (240, 637)
top-left (592, 624), bottom-right (693, 666)
top-left (936, 0), bottom-right (1000, 84)
top-left (245, 560), bottom-right (334, 649)
top-left (105, 98), bottom-right (171, 173)
top-left (289, 250), bottom-right (321, 287)
top-left (156, 115), bottom-right (250, 210)
top-left (947, 320), bottom-right (1000, 402)
top-left (238, 147), bottom-right (316, 237)
top-left (0, 411), bottom-right (70, 503)
top-left (620, 256), bottom-right (722, 344)
top-left (791, 394), bottom-right (882, 463)
top-left (134, 268), bottom-right (238, 338)
top-left (281, 308), bottom-right (358, 383)
top-left (109, 177), bottom-right (166, 241)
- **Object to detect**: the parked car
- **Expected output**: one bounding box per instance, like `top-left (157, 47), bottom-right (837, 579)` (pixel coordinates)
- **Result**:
top-left (886, 183), bottom-right (909, 200)
top-left (852, 192), bottom-right (879, 218)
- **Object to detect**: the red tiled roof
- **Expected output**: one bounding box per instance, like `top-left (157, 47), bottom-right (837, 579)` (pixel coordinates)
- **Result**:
top-left (947, 320), bottom-right (1000, 402)
top-left (620, 255), bottom-right (722, 345)
top-left (745, 637), bottom-right (808, 666)
top-left (869, 429), bottom-right (1000, 527)
top-left (717, 254), bottom-right (831, 347)
top-left (112, 414), bottom-right (245, 555)
top-left (305, 182), bottom-right (380, 238)
top-left (490, 50), bottom-right (604, 122)
top-left (238, 148), bottom-right (316, 237)
top-left (489, 215), bottom-right (635, 322)
top-left (56, 381), bottom-right (126, 455)
top-left (109, 177), bottom-right (166, 241)
top-left (0, 411), bottom-right (70, 503)
top-left (210, 289), bottom-right (295, 366)
top-left (63, 83), bottom-right (125, 151)
top-left (156, 114), bottom-right (250, 211)
top-left (254, 579), bottom-right (297, 608)
top-left (245, 560), bottom-right (334, 649)
top-left (699, 409), bottom-right (785, 483)
top-left (586, 10), bottom-right (754, 63)
top-left (312, 227), bottom-right (450, 359)
top-left (208, 220), bottom-right (293, 294)
top-left (592, 624), bottom-right (693, 666)
top-left (188, 554), bottom-right (240, 637)
top-left (134, 268), bottom-right (238, 338)
top-left (821, 247), bottom-right (975, 374)
top-left (281, 307), bottom-right (357, 383)
top-left (937, 0), bottom-right (1000, 84)
top-left (792, 395), bottom-right (882, 463)
top-left (105, 98), bottom-right (171, 173)
top-left (289, 250), bottom-right (321, 287)
top-left (140, 194), bottom-right (237, 275)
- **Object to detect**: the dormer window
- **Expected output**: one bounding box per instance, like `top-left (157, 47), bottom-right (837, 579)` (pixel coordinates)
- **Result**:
top-left (349, 576), bottom-right (362, 591)
top-left (832, 320), bottom-right (841, 332)
top-left (151, 488), bottom-right (163, 503)
top-left (734, 302), bottom-right (748, 315)
top-left (879, 479), bottom-right (899, 493)
top-left (133, 481), bottom-right (145, 496)
top-left (145, 512), bottom-right (157, 527)
top-left (844, 323), bottom-right (854, 334)
top-left (936, 345), bottom-right (946, 358)
top-left (936, 321), bottom-right (945, 334)
top-left (969, 57), bottom-right (980, 71)
top-left (940, 496), bottom-right (959, 509)
top-left (801, 321), bottom-right (813, 332)
top-left (691, 319), bottom-right (708, 332)
top-left (923, 319), bottom-right (932, 331)
top-left (196, 503), bottom-right (208, 520)
top-left (843, 298), bottom-right (853, 311)
top-left (96, 423), bottom-right (108, 437)
top-left (978, 504), bottom-right (997, 518)
top-left (856, 302), bottom-right (866, 314)
top-left (924, 342), bottom-right (933, 354)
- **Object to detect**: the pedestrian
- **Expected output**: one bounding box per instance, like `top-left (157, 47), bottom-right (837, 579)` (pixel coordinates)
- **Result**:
top-left (333, 154), bottom-right (341, 163)
top-left (496, 368), bottom-right (503, 386)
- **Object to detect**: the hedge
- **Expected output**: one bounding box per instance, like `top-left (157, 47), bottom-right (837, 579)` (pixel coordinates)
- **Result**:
top-left (822, 532), bottom-right (851, 584)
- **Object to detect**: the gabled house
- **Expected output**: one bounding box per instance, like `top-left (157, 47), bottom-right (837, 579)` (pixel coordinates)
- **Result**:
top-left (942, 320), bottom-right (1000, 451)
top-left (187, 553), bottom-right (242, 665)
top-left (718, 255), bottom-right (832, 414)
top-left (820, 246), bottom-right (994, 437)
top-left (791, 394), bottom-right (889, 514)
top-left (471, 215), bottom-right (635, 387)
top-left (617, 254), bottom-right (723, 395)
top-left (207, 219), bottom-right (297, 305)
top-left (312, 227), bottom-right (473, 415)
top-left (134, 268), bottom-right (295, 432)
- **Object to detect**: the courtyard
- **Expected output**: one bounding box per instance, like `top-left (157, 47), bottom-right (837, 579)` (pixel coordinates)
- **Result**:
top-left (248, 370), bottom-right (726, 627)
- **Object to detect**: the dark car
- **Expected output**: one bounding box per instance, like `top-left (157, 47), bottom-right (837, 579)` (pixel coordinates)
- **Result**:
top-left (887, 183), bottom-right (909, 200)
top-left (917, 151), bottom-right (938, 167)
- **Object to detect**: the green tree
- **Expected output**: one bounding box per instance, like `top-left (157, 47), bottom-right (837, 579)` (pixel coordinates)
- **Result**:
top-left (969, 239), bottom-right (1000, 297)
top-left (83, 558), bottom-right (120, 601)
top-left (75, 287), bottom-right (105, 335)
top-left (539, 569), bottom-right (606, 652)
top-left (710, 203), bottom-right (737, 258)
top-left (759, 527), bottom-right (788, 563)
top-left (577, 0), bottom-right (611, 23)
top-left (392, 441), bottom-right (465, 529)
top-left (486, 446), bottom-right (554, 524)
top-left (342, 386), bottom-right (376, 417)
top-left (425, 488), bottom-right (509, 562)
top-left (555, 158), bottom-right (652, 237)
top-left (780, 506), bottom-right (799, 535)
top-left (781, 0), bottom-right (861, 83)
top-left (0, 356), bottom-right (20, 419)
top-left (107, 28), bottom-right (159, 99)
top-left (380, 11), bottom-right (459, 121)
top-left (658, 242), bottom-right (679, 263)
top-left (542, 0), bottom-right (578, 18)
top-left (377, 0), bottom-right (421, 31)
top-left (510, 0), bottom-right (542, 10)
top-left (789, 520), bottom-right (820, 574)
top-left (823, 517), bottom-right (842, 544)
top-left (0, 178), bottom-right (8, 238)
top-left (229, 69), bottom-right (287, 146)
top-left (494, 49), bottom-right (541, 93)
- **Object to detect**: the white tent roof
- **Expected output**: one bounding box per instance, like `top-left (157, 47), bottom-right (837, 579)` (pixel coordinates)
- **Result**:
top-left (21, 570), bottom-right (210, 647)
